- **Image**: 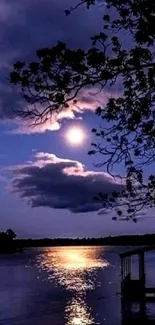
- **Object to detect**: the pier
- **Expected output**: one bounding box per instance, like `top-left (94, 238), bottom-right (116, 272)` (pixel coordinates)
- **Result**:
top-left (120, 246), bottom-right (155, 324)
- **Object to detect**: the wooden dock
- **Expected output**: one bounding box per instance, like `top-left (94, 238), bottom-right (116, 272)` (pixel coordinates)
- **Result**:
top-left (120, 246), bottom-right (155, 300)
top-left (120, 246), bottom-right (155, 324)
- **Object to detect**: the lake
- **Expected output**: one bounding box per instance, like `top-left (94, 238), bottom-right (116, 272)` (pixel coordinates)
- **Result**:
top-left (0, 246), bottom-right (155, 325)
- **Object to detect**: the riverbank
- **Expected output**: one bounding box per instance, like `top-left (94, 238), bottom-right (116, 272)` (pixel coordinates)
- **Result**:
top-left (15, 233), bottom-right (155, 247)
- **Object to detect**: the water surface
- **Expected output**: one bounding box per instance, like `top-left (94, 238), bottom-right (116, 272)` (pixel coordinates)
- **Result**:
top-left (0, 246), bottom-right (154, 324)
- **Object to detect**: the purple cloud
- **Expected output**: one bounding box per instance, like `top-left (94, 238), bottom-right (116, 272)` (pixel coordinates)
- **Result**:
top-left (9, 87), bottom-right (118, 134)
top-left (8, 152), bottom-right (123, 213)
top-left (0, 1), bottom-right (103, 128)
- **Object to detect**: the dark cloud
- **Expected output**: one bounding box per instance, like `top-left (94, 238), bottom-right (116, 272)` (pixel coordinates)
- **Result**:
top-left (9, 152), bottom-right (123, 213)
top-left (0, 70), bottom-right (22, 120)
top-left (0, 0), bottom-right (104, 131)
top-left (0, 0), bottom-right (102, 57)
top-left (0, 1), bottom-right (124, 133)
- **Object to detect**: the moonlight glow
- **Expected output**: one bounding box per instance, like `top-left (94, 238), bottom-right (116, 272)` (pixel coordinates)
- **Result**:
top-left (66, 127), bottom-right (85, 146)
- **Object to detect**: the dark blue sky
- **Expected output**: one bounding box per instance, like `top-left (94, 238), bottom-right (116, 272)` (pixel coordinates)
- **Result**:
top-left (0, 0), bottom-right (154, 238)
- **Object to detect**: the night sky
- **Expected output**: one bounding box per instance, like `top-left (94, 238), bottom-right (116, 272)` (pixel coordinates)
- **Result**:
top-left (0, 0), bottom-right (154, 238)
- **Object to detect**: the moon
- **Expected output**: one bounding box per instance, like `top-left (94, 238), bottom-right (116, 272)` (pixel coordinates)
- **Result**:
top-left (66, 127), bottom-right (85, 146)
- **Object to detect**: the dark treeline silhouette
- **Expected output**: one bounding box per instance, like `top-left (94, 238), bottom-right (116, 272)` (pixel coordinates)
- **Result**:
top-left (0, 229), bottom-right (23, 253)
top-left (15, 234), bottom-right (155, 248)
top-left (1, 232), bottom-right (155, 252)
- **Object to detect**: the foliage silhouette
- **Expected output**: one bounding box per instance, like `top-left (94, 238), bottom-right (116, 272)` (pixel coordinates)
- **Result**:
top-left (9, 0), bottom-right (155, 220)
top-left (6, 228), bottom-right (17, 239)
top-left (0, 229), bottom-right (17, 253)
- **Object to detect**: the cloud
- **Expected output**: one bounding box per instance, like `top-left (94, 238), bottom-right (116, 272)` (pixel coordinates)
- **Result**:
top-left (0, 0), bottom-right (104, 132)
top-left (0, 0), bottom-right (121, 134)
top-left (8, 152), bottom-right (123, 213)
top-left (9, 87), bottom-right (117, 134)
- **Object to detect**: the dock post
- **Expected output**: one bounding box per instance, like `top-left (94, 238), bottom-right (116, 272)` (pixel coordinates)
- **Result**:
top-left (139, 252), bottom-right (145, 284)
top-left (139, 252), bottom-right (145, 299)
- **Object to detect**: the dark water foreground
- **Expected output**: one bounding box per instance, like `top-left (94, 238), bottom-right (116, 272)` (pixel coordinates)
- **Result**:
top-left (0, 246), bottom-right (155, 325)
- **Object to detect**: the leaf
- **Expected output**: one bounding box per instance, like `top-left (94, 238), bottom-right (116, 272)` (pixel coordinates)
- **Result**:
top-left (92, 128), bottom-right (97, 133)
top-left (10, 72), bottom-right (20, 84)
top-left (88, 150), bottom-right (96, 155)
top-left (117, 210), bottom-right (122, 217)
top-left (64, 10), bottom-right (70, 16)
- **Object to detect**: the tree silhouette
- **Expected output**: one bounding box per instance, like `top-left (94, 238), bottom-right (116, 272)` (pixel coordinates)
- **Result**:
top-left (0, 229), bottom-right (17, 253)
top-left (9, 0), bottom-right (155, 220)
top-left (6, 229), bottom-right (17, 239)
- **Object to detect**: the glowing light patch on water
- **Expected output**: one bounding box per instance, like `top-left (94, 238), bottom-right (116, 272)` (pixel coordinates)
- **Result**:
top-left (65, 297), bottom-right (94, 325)
top-left (37, 247), bottom-right (109, 324)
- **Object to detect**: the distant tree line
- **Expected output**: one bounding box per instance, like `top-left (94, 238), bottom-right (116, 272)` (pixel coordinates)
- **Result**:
top-left (15, 234), bottom-right (155, 247)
